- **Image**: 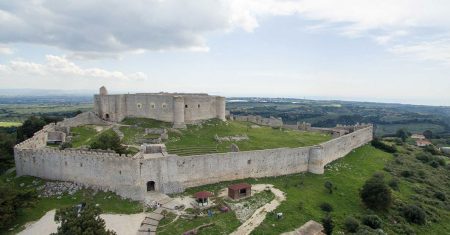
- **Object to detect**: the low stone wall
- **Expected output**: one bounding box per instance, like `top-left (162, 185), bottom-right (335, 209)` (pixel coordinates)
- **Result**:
top-left (232, 115), bottom-right (283, 128)
top-left (14, 122), bottom-right (373, 200)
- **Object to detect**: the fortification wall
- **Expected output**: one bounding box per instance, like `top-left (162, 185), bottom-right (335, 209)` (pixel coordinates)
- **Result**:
top-left (14, 123), bottom-right (373, 200)
top-left (150, 126), bottom-right (373, 193)
top-left (232, 115), bottom-right (283, 128)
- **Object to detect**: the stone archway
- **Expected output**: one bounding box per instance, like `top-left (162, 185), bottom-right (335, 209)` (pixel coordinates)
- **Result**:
top-left (147, 181), bottom-right (155, 192)
top-left (104, 113), bottom-right (110, 120)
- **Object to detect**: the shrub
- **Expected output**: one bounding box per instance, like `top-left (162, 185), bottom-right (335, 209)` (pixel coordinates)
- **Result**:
top-left (324, 181), bottom-right (333, 194)
top-left (400, 170), bottom-right (413, 178)
top-left (388, 178), bottom-right (399, 191)
top-left (402, 204), bottom-right (426, 225)
top-left (371, 138), bottom-right (397, 153)
top-left (434, 191), bottom-right (446, 201)
top-left (321, 215), bottom-right (334, 235)
top-left (319, 202), bottom-right (333, 212)
top-left (53, 203), bottom-right (116, 235)
top-left (416, 152), bottom-right (431, 163)
top-left (344, 216), bottom-right (360, 233)
top-left (362, 214), bottom-right (382, 229)
top-left (90, 131), bottom-right (126, 154)
top-left (360, 173), bottom-right (392, 211)
top-left (429, 160), bottom-right (440, 168)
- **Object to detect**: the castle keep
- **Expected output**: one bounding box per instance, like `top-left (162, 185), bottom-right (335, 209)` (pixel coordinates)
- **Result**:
top-left (94, 86), bottom-right (226, 128)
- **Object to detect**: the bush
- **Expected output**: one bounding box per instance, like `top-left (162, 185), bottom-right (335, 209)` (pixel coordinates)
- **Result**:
top-left (429, 160), bottom-right (440, 168)
top-left (434, 191), bottom-right (446, 201)
top-left (53, 203), bottom-right (116, 235)
top-left (0, 185), bottom-right (37, 230)
top-left (371, 138), bottom-right (397, 153)
top-left (360, 173), bottom-right (392, 211)
top-left (344, 216), bottom-right (360, 233)
top-left (324, 181), bottom-right (333, 194)
top-left (321, 215), bottom-right (334, 235)
top-left (400, 170), bottom-right (413, 178)
top-left (90, 131), bottom-right (126, 154)
top-left (388, 178), bottom-right (399, 191)
top-left (416, 152), bottom-right (431, 163)
top-left (319, 202), bottom-right (333, 212)
top-left (402, 204), bottom-right (426, 225)
top-left (362, 214), bottom-right (382, 229)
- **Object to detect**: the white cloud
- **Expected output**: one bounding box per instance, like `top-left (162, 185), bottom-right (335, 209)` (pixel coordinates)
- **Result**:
top-left (0, 55), bottom-right (148, 82)
top-left (390, 38), bottom-right (450, 64)
top-left (1, 0), bottom-right (450, 63)
top-left (0, 44), bottom-right (13, 54)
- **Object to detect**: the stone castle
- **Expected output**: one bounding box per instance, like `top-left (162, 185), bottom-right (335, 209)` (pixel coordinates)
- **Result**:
top-left (14, 88), bottom-right (374, 201)
top-left (94, 86), bottom-right (226, 128)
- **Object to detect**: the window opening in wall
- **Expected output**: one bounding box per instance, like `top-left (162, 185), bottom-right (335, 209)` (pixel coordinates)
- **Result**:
top-left (80, 163), bottom-right (83, 167)
top-left (147, 181), bottom-right (155, 191)
top-left (151, 104), bottom-right (155, 109)
top-left (105, 113), bottom-right (110, 119)
top-left (185, 104), bottom-right (188, 108)
top-left (198, 104), bottom-right (200, 108)
top-left (137, 103), bottom-right (142, 109)
top-left (65, 162), bottom-right (68, 166)
top-left (247, 159), bottom-right (251, 164)
top-left (162, 103), bottom-right (167, 108)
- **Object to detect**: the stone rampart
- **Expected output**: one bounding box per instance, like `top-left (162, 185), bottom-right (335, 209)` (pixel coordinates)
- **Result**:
top-left (14, 123), bottom-right (373, 200)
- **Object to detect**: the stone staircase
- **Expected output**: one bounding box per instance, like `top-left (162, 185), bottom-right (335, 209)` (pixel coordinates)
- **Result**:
top-left (137, 194), bottom-right (177, 235)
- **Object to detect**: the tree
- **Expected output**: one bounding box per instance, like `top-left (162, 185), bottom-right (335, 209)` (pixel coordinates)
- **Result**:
top-left (0, 184), bottom-right (37, 230)
top-left (322, 215), bottom-right (334, 235)
top-left (396, 129), bottom-right (409, 142)
top-left (423, 130), bottom-right (433, 139)
top-left (360, 173), bottom-right (392, 211)
top-left (90, 131), bottom-right (126, 154)
top-left (16, 116), bottom-right (46, 141)
top-left (361, 214), bottom-right (382, 229)
top-left (52, 203), bottom-right (116, 235)
top-left (344, 216), bottom-right (360, 233)
top-left (324, 181), bottom-right (333, 194)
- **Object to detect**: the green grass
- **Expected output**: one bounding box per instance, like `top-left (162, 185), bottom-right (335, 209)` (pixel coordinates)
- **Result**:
top-left (70, 125), bottom-right (100, 148)
top-left (0, 171), bottom-right (142, 234)
top-left (158, 208), bottom-right (241, 235)
top-left (166, 119), bottom-right (331, 156)
top-left (0, 121), bottom-right (22, 127)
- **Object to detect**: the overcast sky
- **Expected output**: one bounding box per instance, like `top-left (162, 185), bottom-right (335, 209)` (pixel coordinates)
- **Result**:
top-left (0, 0), bottom-right (449, 106)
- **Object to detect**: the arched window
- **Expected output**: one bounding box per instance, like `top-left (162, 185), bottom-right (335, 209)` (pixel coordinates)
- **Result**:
top-left (150, 103), bottom-right (155, 109)
top-left (198, 104), bottom-right (201, 108)
top-left (137, 103), bottom-right (142, 109)
top-left (105, 113), bottom-right (110, 119)
top-left (185, 104), bottom-right (188, 108)
top-left (147, 181), bottom-right (155, 191)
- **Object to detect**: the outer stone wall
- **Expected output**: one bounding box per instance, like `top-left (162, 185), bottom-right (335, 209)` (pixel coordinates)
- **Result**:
top-left (14, 123), bottom-right (373, 200)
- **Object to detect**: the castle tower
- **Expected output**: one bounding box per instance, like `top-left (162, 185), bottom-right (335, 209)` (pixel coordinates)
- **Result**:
top-left (216, 96), bottom-right (226, 121)
top-left (173, 96), bottom-right (186, 128)
top-left (99, 86), bottom-right (108, 96)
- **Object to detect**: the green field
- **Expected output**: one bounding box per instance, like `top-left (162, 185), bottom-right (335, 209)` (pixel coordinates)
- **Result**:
top-left (0, 121), bottom-right (22, 127)
top-left (165, 119), bottom-right (331, 156)
top-left (70, 125), bottom-right (105, 148)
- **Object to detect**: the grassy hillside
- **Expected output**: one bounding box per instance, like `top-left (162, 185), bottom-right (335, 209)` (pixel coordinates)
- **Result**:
top-left (161, 144), bottom-right (450, 235)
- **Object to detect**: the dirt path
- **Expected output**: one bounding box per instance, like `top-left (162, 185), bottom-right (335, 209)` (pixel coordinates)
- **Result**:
top-left (229, 185), bottom-right (286, 235)
top-left (18, 210), bottom-right (147, 235)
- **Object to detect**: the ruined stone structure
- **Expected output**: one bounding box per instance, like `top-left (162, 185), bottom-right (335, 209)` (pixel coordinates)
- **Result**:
top-left (94, 86), bottom-right (226, 128)
top-left (231, 115), bottom-right (283, 128)
top-left (14, 118), bottom-right (373, 200)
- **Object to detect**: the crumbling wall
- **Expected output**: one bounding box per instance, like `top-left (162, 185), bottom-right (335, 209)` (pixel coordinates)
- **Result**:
top-left (57, 111), bottom-right (109, 127)
top-left (232, 115), bottom-right (283, 128)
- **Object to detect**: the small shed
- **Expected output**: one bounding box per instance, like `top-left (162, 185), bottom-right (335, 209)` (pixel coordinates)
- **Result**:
top-left (228, 183), bottom-right (251, 200)
top-left (194, 191), bottom-right (213, 207)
